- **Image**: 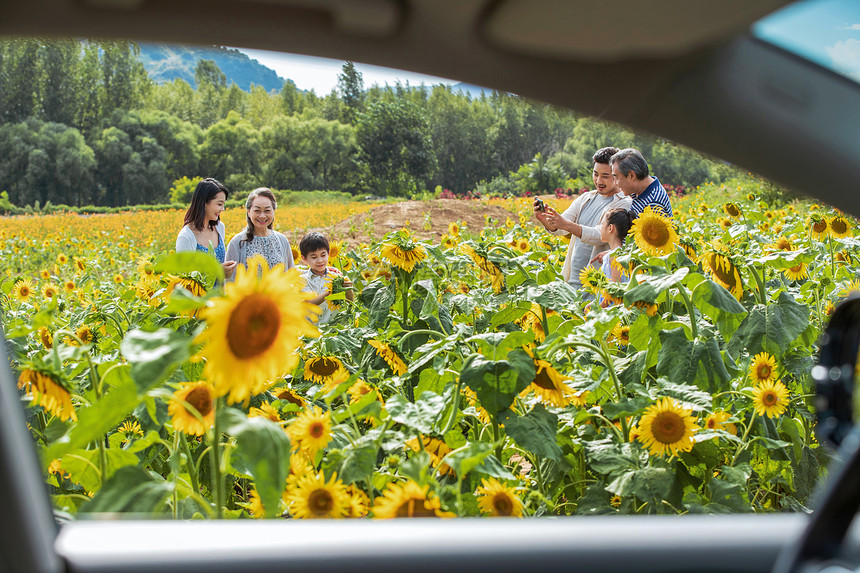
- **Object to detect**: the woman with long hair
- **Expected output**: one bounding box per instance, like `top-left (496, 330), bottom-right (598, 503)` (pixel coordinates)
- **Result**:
top-left (225, 188), bottom-right (295, 275)
top-left (175, 178), bottom-right (237, 278)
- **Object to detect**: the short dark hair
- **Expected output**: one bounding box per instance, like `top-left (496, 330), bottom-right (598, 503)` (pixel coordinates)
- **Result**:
top-left (299, 232), bottom-right (330, 257)
top-left (610, 148), bottom-right (649, 180)
top-left (604, 208), bottom-right (635, 242)
top-left (592, 146), bottom-right (620, 165)
top-left (184, 178), bottom-right (228, 231)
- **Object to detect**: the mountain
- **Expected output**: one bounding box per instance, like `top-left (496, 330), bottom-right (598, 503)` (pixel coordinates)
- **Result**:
top-left (138, 43), bottom-right (285, 92)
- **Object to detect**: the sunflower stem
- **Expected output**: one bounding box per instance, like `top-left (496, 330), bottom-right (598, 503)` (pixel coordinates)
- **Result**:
top-left (180, 433), bottom-right (200, 495)
top-left (440, 376), bottom-right (462, 436)
top-left (828, 234), bottom-right (835, 276)
top-left (730, 414), bottom-right (757, 467)
top-left (598, 339), bottom-right (629, 441)
top-left (676, 284), bottom-right (698, 340)
top-left (85, 352), bottom-right (108, 484)
top-left (540, 306), bottom-right (549, 340)
top-left (209, 397), bottom-right (224, 519)
top-left (747, 264), bottom-right (767, 305)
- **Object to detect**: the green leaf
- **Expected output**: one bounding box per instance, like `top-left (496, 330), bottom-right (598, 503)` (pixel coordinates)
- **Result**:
top-left (691, 279), bottom-right (747, 340)
top-left (653, 379), bottom-right (713, 411)
top-left (385, 392), bottom-right (448, 434)
top-left (602, 396), bottom-right (651, 419)
top-left (80, 467), bottom-right (173, 514)
top-left (585, 439), bottom-right (641, 474)
top-left (163, 285), bottom-right (207, 313)
top-left (154, 251), bottom-right (224, 283)
top-left (412, 279), bottom-right (440, 322)
top-left (44, 364), bottom-right (140, 462)
top-left (442, 442), bottom-right (494, 478)
top-left (727, 292), bottom-right (809, 356)
top-left (368, 282), bottom-right (395, 326)
top-left (335, 441), bottom-right (378, 485)
top-left (489, 300), bottom-right (533, 329)
top-left (466, 331), bottom-right (533, 359)
top-left (656, 328), bottom-right (731, 393)
top-left (121, 328), bottom-right (191, 393)
top-left (606, 466), bottom-right (673, 505)
top-left (221, 409), bottom-right (291, 518)
top-left (521, 282), bottom-right (579, 311)
top-left (624, 267), bottom-right (689, 304)
top-left (460, 349), bottom-right (535, 416)
top-left (61, 448), bottom-right (140, 492)
top-left (499, 405), bottom-right (562, 461)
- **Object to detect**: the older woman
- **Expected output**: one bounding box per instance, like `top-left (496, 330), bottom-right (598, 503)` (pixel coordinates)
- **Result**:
top-left (175, 178), bottom-right (237, 279)
top-left (225, 187), bottom-right (295, 274)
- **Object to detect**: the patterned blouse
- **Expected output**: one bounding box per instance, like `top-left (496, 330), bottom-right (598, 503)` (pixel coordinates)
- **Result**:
top-left (245, 234), bottom-right (287, 268)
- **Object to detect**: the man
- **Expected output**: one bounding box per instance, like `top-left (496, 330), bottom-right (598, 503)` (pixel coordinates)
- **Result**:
top-left (609, 148), bottom-right (673, 217)
top-left (534, 147), bottom-right (632, 289)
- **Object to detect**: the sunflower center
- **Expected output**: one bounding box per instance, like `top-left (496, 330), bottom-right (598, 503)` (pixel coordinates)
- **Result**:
top-left (397, 498), bottom-right (437, 518)
top-left (651, 411), bottom-right (685, 444)
top-left (309, 421), bottom-right (325, 439)
top-left (706, 418), bottom-right (717, 429)
top-left (277, 390), bottom-right (303, 407)
top-left (833, 219), bottom-right (848, 234)
top-left (642, 220), bottom-right (670, 247)
top-left (226, 293), bottom-right (281, 359)
top-left (762, 391), bottom-right (778, 406)
top-left (532, 368), bottom-right (556, 390)
top-left (311, 358), bottom-right (339, 377)
top-left (185, 387), bottom-right (213, 416)
top-left (812, 221), bottom-right (827, 233)
top-left (756, 364), bottom-right (772, 379)
top-left (492, 493), bottom-right (514, 516)
top-left (308, 488), bottom-right (334, 516)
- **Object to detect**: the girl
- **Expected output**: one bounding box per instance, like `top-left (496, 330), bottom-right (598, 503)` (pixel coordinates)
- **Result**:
top-left (175, 178), bottom-right (237, 278)
top-left (598, 207), bottom-right (635, 283)
top-left (225, 187), bottom-right (295, 275)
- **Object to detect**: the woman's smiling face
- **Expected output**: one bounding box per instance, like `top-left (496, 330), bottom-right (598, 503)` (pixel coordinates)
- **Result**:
top-left (248, 195), bottom-right (275, 235)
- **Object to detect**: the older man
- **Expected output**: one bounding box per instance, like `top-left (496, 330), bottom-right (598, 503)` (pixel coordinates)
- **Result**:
top-left (534, 147), bottom-right (632, 289)
top-left (609, 148), bottom-right (673, 217)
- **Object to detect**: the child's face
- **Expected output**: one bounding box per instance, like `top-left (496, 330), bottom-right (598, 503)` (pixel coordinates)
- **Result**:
top-left (303, 248), bottom-right (329, 274)
top-left (599, 214), bottom-right (612, 243)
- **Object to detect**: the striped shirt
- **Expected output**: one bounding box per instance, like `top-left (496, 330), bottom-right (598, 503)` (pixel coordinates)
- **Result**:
top-left (630, 176), bottom-right (673, 218)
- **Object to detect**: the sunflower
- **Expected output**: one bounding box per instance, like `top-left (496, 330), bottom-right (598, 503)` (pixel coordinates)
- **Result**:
top-left (63, 280), bottom-right (76, 293)
top-left (701, 250), bottom-right (743, 300)
top-left (610, 495), bottom-right (622, 509)
top-left (723, 203), bottom-right (742, 218)
top-left (347, 379), bottom-right (376, 404)
top-left (769, 236), bottom-right (794, 251)
top-left (476, 478), bottom-right (523, 517)
top-left (196, 264), bottom-right (318, 404)
top-left (809, 216), bottom-right (828, 239)
top-left (637, 397), bottom-right (698, 457)
top-left (166, 275), bottom-right (206, 298)
top-left (516, 303), bottom-right (553, 342)
top-left (838, 280), bottom-right (860, 299)
top-left (372, 480), bottom-right (451, 518)
top-left (610, 322), bottom-right (630, 347)
top-left (40, 269), bottom-right (51, 280)
top-left (119, 419), bottom-right (143, 438)
top-left (579, 265), bottom-right (607, 295)
top-left (287, 406), bottom-right (332, 458)
top-left (38, 327), bottom-right (53, 349)
top-left (304, 356), bottom-right (349, 389)
top-left (703, 411), bottom-right (736, 435)
top-left (680, 238), bottom-right (698, 261)
top-left (747, 192), bottom-right (756, 201)
top-left (345, 485), bottom-right (370, 517)
top-left (783, 262), bottom-right (808, 281)
top-left (290, 244), bottom-right (301, 263)
top-left (169, 382), bottom-right (216, 436)
top-left (631, 300), bottom-right (659, 317)
top-left (461, 244), bottom-right (505, 293)
top-left (836, 250), bottom-right (852, 264)
top-left (272, 386), bottom-right (306, 409)
top-left (629, 206), bottom-right (678, 256)
top-left (17, 369), bottom-right (77, 422)
top-left (328, 240), bottom-right (342, 260)
top-left (514, 238), bottom-right (530, 253)
top-left (523, 359), bottom-right (574, 407)
top-left (74, 257), bottom-right (86, 273)
top-left (368, 339), bottom-right (408, 375)
top-left (55, 252), bottom-right (68, 265)
top-left (249, 402), bottom-right (281, 423)
top-left (13, 278), bottom-right (34, 302)
top-left (449, 222), bottom-right (460, 237)
top-left (440, 234), bottom-right (457, 250)
top-left (42, 283), bottom-right (59, 299)
top-left (749, 352), bottom-right (778, 385)
top-left (245, 487), bottom-right (267, 519)
top-left (380, 242), bottom-right (427, 273)
top-left (113, 273), bottom-right (124, 284)
top-left (717, 217), bottom-right (732, 230)
top-left (406, 436), bottom-right (454, 476)
top-left (829, 215), bottom-right (852, 238)
top-left (752, 379), bottom-right (790, 418)
top-left (285, 470), bottom-right (349, 519)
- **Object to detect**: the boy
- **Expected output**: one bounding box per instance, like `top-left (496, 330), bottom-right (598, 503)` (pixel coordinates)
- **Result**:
top-left (299, 232), bottom-right (353, 324)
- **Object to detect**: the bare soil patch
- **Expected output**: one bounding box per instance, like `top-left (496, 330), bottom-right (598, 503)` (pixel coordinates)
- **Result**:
top-left (318, 199), bottom-right (518, 248)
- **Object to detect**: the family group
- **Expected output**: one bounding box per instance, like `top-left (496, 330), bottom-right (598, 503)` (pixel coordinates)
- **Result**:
top-left (175, 182), bottom-right (352, 325)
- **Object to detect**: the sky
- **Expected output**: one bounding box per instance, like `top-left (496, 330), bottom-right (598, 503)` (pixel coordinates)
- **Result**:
top-left (238, 48), bottom-right (457, 94)
top-left (753, 0), bottom-right (860, 82)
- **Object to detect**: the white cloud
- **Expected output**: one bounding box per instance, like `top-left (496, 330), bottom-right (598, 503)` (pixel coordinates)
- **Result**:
top-left (840, 23), bottom-right (860, 30)
top-left (826, 38), bottom-right (860, 81)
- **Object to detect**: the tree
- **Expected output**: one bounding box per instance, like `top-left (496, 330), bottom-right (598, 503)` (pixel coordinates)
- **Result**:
top-left (100, 41), bottom-right (150, 117)
top-left (2, 39), bottom-right (40, 124)
top-left (194, 59), bottom-right (227, 90)
top-left (337, 61), bottom-right (364, 124)
top-left (356, 99), bottom-right (436, 196)
top-left (38, 40), bottom-right (79, 126)
top-left (198, 111), bottom-right (261, 185)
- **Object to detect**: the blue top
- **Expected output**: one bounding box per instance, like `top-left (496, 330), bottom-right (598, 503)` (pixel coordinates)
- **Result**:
top-left (196, 232), bottom-right (225, 263)
top-left (602, 247), bottom-right (629, 283)
top-left (630, 176), bottom-right (673, 218)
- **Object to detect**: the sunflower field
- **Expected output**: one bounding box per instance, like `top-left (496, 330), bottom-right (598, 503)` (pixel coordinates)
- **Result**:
top-left (2, 182), bottom-right (856, 519)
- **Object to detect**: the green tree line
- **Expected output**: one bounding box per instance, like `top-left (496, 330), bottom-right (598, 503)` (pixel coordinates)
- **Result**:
top-left (0, 39), bottom-right (731, 208)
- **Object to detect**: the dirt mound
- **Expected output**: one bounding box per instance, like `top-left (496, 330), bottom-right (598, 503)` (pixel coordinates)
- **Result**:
top-left (322, 199), bottom-right (518, 247)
